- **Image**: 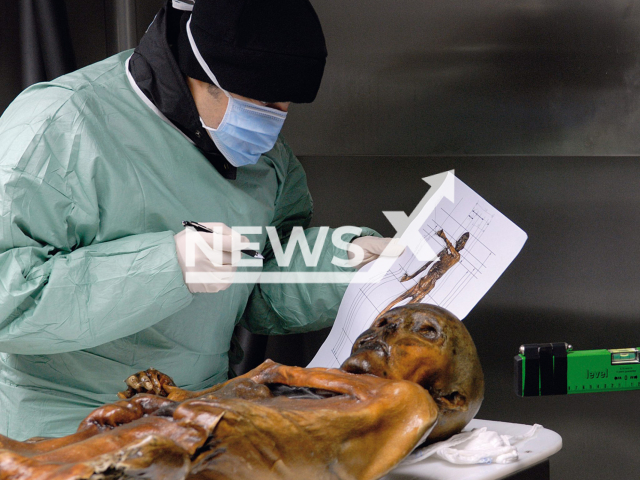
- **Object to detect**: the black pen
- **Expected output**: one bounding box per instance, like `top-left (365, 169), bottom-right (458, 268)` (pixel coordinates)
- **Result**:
top-left (182, 221), bottom-right (265, 260)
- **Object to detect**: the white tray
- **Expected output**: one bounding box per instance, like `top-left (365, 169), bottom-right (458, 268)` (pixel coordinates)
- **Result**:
top-left (383, 419), bottom-right (562, 480)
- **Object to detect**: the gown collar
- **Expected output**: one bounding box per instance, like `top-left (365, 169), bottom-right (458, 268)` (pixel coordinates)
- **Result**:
top-left (127, 0), bottom-right (237, 180)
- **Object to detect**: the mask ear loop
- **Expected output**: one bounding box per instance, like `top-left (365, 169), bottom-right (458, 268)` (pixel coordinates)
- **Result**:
top-left (186, 16), bottom-right (289, 110)
top-left (187, 15), bottom-right (288, 130)
top-left (186, 16), bottom-right (231, 101)
top-left (187, 15), bottom-right (234, 132)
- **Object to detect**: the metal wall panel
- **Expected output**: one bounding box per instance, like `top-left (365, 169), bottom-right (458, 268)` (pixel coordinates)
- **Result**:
top-left (300, 155), bottom-right (640, 320)
top-left (283, 0), bottom-right (640, 155)
top-left (0, 0), bottom-right (164, 114)
top-left (0, 1), bottom-right (22, 113)
top-left (66, 0), bottom-right (107, 70)
top-left (105, 0), bottom-right (137, 55)
top-left (104, 0), bottom-right (164, 56)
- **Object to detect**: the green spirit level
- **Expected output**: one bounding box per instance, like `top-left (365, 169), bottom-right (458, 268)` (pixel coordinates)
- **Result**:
top-left (514, 343), bottom-right (640, 396)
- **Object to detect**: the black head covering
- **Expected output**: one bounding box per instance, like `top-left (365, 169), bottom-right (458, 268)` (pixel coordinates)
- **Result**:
top-left (176, 0), bottom-right (327, 103)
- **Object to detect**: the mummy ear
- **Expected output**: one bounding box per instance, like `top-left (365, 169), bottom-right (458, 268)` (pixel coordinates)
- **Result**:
top-left (437, 391), bottom-right (467, 411)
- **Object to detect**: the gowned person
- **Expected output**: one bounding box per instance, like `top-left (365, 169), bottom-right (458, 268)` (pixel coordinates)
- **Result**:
top-left (0, 0), bottom-right (401, 439)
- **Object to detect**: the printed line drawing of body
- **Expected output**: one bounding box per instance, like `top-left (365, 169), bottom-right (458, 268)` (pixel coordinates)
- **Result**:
top-left (376, 230), bottom-right (470, 319)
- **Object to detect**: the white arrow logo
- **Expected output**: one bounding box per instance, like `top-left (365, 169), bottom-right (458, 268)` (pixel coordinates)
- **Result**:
top-left (384, 170), bottom-right (455, 237)
top-left (353, 170), bottom-right (456, 283)
top-left (384, 169), bottom-right (455, 261)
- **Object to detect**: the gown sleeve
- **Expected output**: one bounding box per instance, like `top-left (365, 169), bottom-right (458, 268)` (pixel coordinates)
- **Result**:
top-left (240, 139), bottom-right (379, 335)
top-left (0, 90), bottom-right (194, 355)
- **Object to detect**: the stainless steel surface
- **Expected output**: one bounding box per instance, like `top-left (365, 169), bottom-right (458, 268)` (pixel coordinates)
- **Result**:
top-left (105, 0), bottom-right (137, 56)
top-left (299, 155), bottom-right (640, 321)
top-left (134, 0), bottom-right (166, 40)
top-left (283, 0), bottom-right (640, 156)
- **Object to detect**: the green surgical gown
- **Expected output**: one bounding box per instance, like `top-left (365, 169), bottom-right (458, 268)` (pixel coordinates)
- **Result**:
top-left (0, 51), bottom-right (376, 439)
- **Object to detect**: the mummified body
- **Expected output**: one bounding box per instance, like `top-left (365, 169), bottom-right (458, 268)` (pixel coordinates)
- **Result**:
top-left (0, 304), bottom-right (483, 480)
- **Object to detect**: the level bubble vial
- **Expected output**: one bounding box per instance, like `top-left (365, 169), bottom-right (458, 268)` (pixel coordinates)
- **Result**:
top-left (609, 348), bottom-right (639, 365)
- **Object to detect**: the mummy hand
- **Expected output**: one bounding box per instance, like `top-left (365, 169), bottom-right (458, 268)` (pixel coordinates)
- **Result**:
top-left (117, 368), bottom-right (177, 399)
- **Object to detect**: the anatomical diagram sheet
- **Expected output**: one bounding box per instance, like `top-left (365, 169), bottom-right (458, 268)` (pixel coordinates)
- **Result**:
top-left (309, 172), bottom-right (527, 368)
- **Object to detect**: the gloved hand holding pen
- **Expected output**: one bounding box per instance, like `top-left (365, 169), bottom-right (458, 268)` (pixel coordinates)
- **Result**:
top-left (174, 222), bottom-right (250, 293)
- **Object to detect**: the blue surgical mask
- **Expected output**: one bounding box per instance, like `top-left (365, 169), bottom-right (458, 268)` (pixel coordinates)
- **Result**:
top-left (198, 99), bottom-right (287, 167)
top-left (187, 16), bottom-right (287, 167)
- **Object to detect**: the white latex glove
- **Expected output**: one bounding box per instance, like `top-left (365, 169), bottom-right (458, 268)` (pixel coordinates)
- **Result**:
top-left (347, 236), bottom-right (405, 270)
top-left (174, 222), bottom-right (249, 293)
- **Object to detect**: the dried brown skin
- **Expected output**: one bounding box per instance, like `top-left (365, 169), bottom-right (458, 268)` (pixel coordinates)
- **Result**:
top-left (0, 361), bottom-right (437, 480)
top-left (377, 230), bottom-right (469, 319)
top-left (119, 367), bottom-right (177, 400)
top-left (0, 304), bottom-right (481, 479)
top-left (341, 304), bottom-right (484, 443)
